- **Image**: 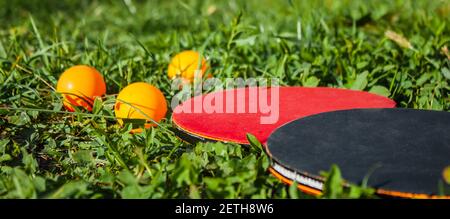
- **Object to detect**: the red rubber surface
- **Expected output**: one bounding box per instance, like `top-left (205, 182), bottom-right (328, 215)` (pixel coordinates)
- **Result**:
top-left (172, 86), bottom-right (396, 145)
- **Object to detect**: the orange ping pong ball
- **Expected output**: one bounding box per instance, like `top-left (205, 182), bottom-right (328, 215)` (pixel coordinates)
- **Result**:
top-left (56, 65), bottom-right (106, 112)
top-left (168, 50), bottom-right (209, 83)
top-left (114, 82), bottom-right (167, 131)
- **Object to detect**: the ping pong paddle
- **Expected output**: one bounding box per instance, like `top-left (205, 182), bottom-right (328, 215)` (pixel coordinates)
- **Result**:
top-left (172, 86), bottom-right (396, 145)
top-left (267, 108), bottom-right (450, 198)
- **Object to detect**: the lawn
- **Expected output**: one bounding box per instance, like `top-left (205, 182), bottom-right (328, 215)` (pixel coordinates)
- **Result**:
top-left (0, 0), bottom-right (449, 198)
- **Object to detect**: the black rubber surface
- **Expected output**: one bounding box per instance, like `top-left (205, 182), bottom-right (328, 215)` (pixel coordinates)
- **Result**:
top-left (267, 108), bottom-right (450, 195)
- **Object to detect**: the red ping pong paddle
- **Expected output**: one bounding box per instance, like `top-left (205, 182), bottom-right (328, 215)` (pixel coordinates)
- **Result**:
top-left (172, 86), bottom-right (396, 145)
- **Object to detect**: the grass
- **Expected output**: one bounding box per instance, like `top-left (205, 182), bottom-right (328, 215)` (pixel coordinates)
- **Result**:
top-left (0, 0), bottom-right (449, 198)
